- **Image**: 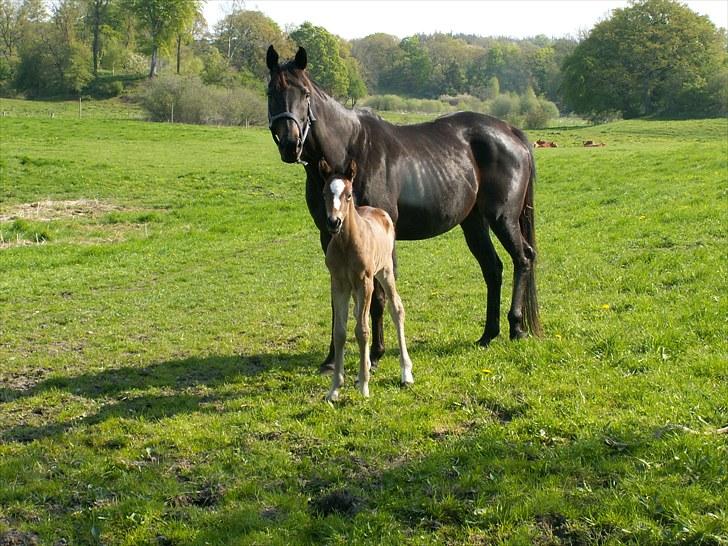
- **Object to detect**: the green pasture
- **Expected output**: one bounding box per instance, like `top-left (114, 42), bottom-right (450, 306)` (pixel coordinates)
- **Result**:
top-left (0, 98), bottom-right (726, 545)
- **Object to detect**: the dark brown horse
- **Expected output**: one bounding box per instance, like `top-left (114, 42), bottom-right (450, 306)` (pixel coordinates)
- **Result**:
top-left (266, 45), bottom-right (541, 372)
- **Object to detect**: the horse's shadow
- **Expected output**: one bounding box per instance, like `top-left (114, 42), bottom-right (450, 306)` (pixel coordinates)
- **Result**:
top-left (0, 351), bottom-right (319, 443)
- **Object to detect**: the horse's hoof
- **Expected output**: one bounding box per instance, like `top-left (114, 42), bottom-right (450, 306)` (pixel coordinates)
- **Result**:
top-left (318, 362), bottom-right (335, 375)
top-left (510, 331), bottom-right (528, 341)
top-left (476, 335), bottom-right (494, 347)
top-left (400, 372), bottom-right (414, 387)
top-left (369, 359), bottom-right (379, 373)
top-left (325, 390), bottom-right (339, 402)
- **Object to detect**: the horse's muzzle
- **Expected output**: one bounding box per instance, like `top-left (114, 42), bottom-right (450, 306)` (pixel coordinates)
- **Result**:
top-left (326, 217), bottom-right (342, 234)
top-left (277, 138), bottom-right (301, 163)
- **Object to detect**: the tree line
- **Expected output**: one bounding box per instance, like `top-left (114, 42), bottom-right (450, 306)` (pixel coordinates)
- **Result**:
top-left (1, 0), bottom-right (725, 122)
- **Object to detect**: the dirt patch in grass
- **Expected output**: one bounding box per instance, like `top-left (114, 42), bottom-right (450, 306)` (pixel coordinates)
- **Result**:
top-left (169, 481), bottom-right (225, 509)
top-left (309, 489), bottom-right (363, 518)
top-left (0, 530), bottom-right (41, 546)
top-left (0, 199), bottom-right (123, 222)
top-left (0, 199), bottom-right (160, 248)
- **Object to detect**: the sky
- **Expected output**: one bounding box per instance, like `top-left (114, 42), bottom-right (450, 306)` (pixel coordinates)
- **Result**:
top-left (202, 0), bottom-right (728, 40)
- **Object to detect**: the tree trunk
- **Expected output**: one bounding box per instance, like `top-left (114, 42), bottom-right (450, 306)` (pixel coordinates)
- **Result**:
top-left (92, 11), bottom-right (100, 76)
top-left (176, 34), bottom-right (181, 75)
top-left (149, 45), bottom-right (158, 78)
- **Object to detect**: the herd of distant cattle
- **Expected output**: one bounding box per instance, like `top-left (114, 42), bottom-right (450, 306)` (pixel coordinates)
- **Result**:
top-left (534, 139), bottom-right (606, 148)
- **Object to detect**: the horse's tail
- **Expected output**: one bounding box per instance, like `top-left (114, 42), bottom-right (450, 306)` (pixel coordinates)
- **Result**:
top-left (515, 130), bottom-right (543, 337)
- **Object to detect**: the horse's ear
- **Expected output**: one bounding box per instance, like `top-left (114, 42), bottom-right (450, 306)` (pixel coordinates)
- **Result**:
top-left (346, 159), bottom-right (357, 181)
top-left (294, 47), bottom-right (307, 70)
top-left (266, 45), bottom-right (279, 71)
top-left (318, 158), bottom-right (332, 179)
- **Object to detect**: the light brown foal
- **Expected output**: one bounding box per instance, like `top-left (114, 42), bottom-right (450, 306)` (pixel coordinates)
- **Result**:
top-left (320, 158), bottom-right (414, 401)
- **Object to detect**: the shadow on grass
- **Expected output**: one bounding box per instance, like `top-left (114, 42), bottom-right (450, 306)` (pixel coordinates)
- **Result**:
top-left (188, 422), bottom-right (715, 546)
top-left (0, 351), bottom-right (319, 443)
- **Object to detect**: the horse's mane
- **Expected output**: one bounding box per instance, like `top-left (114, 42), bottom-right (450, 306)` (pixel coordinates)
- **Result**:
top-left (279, 61), bottom-right (330, 103)
top-left (354, 106), bottom-right (383, 121)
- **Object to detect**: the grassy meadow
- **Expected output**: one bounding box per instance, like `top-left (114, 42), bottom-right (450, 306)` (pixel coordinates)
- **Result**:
top-left (0, 98), bottom-right (726, 545)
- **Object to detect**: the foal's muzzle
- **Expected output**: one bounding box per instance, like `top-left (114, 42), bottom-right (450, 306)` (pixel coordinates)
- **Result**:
top-left (326, 217), bottom-right (342, 234)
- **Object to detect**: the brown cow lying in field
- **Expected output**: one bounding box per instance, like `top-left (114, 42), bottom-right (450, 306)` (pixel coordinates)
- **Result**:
top-left (534, 139), bottom-right (558, 148)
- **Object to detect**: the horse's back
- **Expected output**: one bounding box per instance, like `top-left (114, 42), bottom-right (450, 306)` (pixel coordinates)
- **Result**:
top-left (358, 206), bottom-right (395, 241)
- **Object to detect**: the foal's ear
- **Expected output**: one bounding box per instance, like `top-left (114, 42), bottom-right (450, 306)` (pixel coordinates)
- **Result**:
top-left (294, 47), bottom-right (307, 70)
top-left (266, 45), bottom-right (279, 71)
top-left (318, 158), bottom-right (332, 179)
top-left (345, 159), bottom-right (357, 181)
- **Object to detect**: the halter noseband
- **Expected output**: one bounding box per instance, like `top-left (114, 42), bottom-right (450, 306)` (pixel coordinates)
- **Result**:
top-left (268, 95), bottom-right (316, 165)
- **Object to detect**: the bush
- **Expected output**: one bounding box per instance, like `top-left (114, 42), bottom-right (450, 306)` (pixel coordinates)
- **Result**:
top-left (140, 75), bottom-right (267, 126)
top-left (517, 88), bottom-right (560, 128)
top-left (0, 57), bottom-right (16, 96)
top-left (361, 94), bottom-right (406, 111)
top-left (84, 79), bottom-right (124, 99)
top-left (490, 94), bottom-right (517, 119)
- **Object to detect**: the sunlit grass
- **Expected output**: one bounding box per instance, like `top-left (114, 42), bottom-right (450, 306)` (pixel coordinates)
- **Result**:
top-left (0, 103), bottom-right (726, 545)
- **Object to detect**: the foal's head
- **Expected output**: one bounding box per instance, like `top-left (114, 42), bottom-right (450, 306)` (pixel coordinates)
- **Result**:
top-left (319, 158), bottom-right (357, 235)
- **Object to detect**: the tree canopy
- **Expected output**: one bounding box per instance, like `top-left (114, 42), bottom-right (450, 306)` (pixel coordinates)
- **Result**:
top-left (562, 0), bottom-right (728, 118)
top-left (0, 0), bottom-right (724, 122)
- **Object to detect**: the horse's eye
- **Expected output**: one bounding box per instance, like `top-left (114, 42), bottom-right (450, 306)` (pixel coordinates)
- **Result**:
top-left (346, 194), bottom-right (352, 201)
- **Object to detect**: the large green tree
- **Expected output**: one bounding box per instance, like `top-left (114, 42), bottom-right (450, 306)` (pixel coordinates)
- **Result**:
top-left (15, 0), bottom-right (92, 97)
top-left (214, 9), bottom-right (291, 80)
top-left (350, 33), bottom-right (401, 93)
top-left (122, 0), bottom-right (199, 77)
top-left (562, 0), bottom-right (728, 118)
top-left (289, 21), bottom-right (348, 97)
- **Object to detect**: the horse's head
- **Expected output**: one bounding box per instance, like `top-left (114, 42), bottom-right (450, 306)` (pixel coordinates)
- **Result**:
top-left (319, 158), bottom-right (357, 235)
top-left (266, 45), bottom-right (316, 164)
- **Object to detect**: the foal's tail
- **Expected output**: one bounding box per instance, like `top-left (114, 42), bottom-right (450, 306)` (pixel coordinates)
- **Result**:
top-left (516, 131), bottom-right (543, 337)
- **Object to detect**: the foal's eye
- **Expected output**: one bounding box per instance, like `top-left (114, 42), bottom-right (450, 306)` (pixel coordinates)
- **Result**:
top-left (346, 194), bottom-right (352, 201)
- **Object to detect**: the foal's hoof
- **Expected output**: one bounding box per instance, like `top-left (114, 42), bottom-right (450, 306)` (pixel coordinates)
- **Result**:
top-left (400, 371), bottom-right (414, 387)
top-left (476, 335), bottom-right (495, 347)
top-left (318, 362), bottom-right (335, 375)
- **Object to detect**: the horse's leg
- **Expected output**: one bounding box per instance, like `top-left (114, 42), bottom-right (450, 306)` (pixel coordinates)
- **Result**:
top-left (327, 279), bottom-right (350, 402)
top-left (460, 208), bottom-right (503, 346)
top-left (319, 231), bottom-right (336, 374)
top-left (376, 267), bottom-right (413, 386)
top-left (369, 279), bottom-right (385, 371)
top-left (354, 276), bottom-right (374, 397)
top-left (490, 215), bottom-right (533, 340)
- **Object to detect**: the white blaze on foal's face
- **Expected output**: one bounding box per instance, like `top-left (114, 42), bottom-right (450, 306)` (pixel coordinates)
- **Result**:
top-left (330, 178), bottom-right (346, 212)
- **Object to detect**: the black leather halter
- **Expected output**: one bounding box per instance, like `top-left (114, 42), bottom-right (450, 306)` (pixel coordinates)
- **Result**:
top-left (268, 96), bottom-right (317, 165)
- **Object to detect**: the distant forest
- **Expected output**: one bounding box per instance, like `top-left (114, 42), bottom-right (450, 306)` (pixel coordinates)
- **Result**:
top-left (1, 0), bottom-right (725, 125)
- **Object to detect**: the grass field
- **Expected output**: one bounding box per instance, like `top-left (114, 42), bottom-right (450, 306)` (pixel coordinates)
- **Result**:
top-left (1, 98), bottom-right (727, 545)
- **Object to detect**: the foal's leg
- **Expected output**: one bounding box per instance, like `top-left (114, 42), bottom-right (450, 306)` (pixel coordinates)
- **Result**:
top-left (490, 215), bottom-right (533, 340)
top-left (460, 208), bottom-right (503, 346)
top-left (354, 276), bottom-right (374, 397)
top-left (327, 279), bottom-right (350, 402)
top-left (377, 267), bottom-right (414, 386)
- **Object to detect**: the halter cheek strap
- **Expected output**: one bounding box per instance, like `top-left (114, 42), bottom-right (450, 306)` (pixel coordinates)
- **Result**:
top-left (268, 97), bottom-right (317, 165)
